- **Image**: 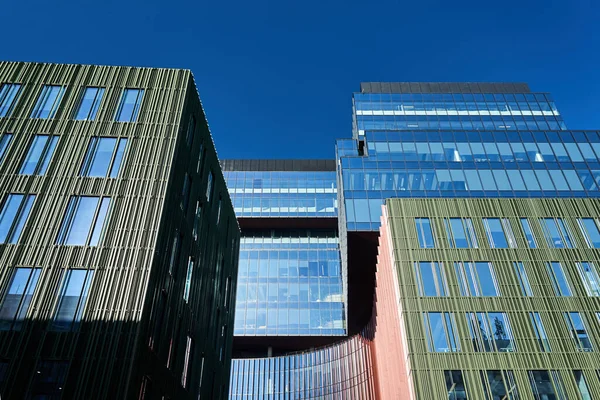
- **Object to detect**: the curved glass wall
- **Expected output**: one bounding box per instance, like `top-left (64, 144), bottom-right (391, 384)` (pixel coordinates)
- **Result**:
top-left (229, 334), bottom-right (375, 399)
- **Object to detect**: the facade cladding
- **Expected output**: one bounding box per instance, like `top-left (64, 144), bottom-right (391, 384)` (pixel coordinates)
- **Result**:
top-left (0, 62), bottom-right (239, 399)
top-left (375, 198), bottom-right (600, 399)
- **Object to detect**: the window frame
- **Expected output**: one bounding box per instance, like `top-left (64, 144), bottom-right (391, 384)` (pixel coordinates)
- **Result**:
top-left (513, 261), bottom-right (534, 296)
top-left (51, 268), bottom-right (95, 331)
top-left (577, 218), bottom-right (600, 248)
top-left (0, 83), bottom-right (22, 118)
top-left (546, 262), bottom-right (572, 297)
top-left (56, 196), bottom-right (111, 246)
top-left (0, 193), bottom-right (36, 244)
top-left (482, 217), bottom-right (516, 248)
top-left (30, 85), bottom-right (66, 119)
top-left (467, 311), bottom-right (515, 352)
top-left (79, 136), bottom-right (128, 178)
top-left (115, 88), bottom-right (144, 122)
top-left (0, 267), bottom-right (42, 330)
top-left (444, 217), bottom-right (478, 248)
top-left (415, 217), bottom-right (435, 248)
top-left (564, 312), bottom-right (593, 352)
top-left (423, 311), bottom-right (460, 353)
top-left (414, 261), bottom-right (449, 297)
top-left (529, 312), bottom-right (551, 352)
top-left (454, 261), bottom-right (500, 297)
top-left (19, 134), bottom-right (59, 175)
top-left (73, 86), bottom-right (105, 121)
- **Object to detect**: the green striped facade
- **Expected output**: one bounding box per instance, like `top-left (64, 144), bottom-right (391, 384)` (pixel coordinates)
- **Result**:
top-left (0, 62), bottom-right (239, 399)
top-left (383, 197), bottom-right (600, 399)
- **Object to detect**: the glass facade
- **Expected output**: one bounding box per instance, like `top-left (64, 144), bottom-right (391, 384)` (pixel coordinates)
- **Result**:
top-left (339, 88), bottom-right (600, 231)
top-left (354, 92), bottom-right (565, 133)
top-left (224, 168), bottom-right (345, 337)
top-left (224, 171), bottom-right (337, 218)
top-left (229, 334), bottom-right (375, 399)
top-left (234, 230), bottom-right (344, 336)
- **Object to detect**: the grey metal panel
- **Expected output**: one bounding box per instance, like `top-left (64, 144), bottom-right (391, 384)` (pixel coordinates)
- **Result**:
top-left (220, 159), bottom-right (336, 172)
top-left (359, 81), bottom-right (532, 93)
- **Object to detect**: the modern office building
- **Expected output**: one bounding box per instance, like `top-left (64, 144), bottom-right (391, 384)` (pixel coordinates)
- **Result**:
top-left (227, 82), bottom-right (600, 399)
top-left (0, 62), bottom-right (239, 399)
top-left (223, 160), bottom-right (378, 398)
top-left (343, 82), bottom-right (600, 399)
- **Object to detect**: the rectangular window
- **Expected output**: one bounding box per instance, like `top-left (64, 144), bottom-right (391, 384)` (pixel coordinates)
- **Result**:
top-left (415, 217), bottom-right (435, 248)
top-left (183, 257), bottom-right (194, 302)
top-left (181, 336), bottom-right (193, 388)
top-left (444, 370), bottom-right (468, 400)
top-left (193, 201), bottom-right (202, 241)
top-left (444, 217), bottom-right (478, 248)
top-left (0, 83), bottom-right (22, 117)
top-left (576, 262), bottom-right (600, 296)
top-left (0, 193), bottom-right (35, 244)
top-left (546, 262), bottom-right (572, 296)
top-left (29, 361), bottom-right (69, 399)
top-left (186, 115), bottom-right (196, 146)
top-left (30, 85), bottom-right (65, 119)
top-left (74, 87), bottom-right (105, 120)
top-left (482, 218), bottom-right (516, 248)
top-left (529, 312), bottom-right (551, 352)
top-left (423, 312), bottom-right (460, 352)
top-left (51, 269), bottom-right (94, 331)
top-left (480, 370), bottom-right (519, 400)
top-left (414, 262), bottom-right (448, 297)
top-left (168, 232), bottom-right (181, 276)
top-left (0, 267), bottom-right (41, 330)
top-left (196, 143), bottom-right (205, 175)
top-left (578, 218), bottom-right (600, 248)
top-left (541, 218), bottom-right (574, 248)
top-left (56, 196), bottom-right (110, 246)
top-left (573, 370), bottom-right (592, 400)
top-left (206, 170), bottom-right (214, 202)
top-left (528, 370), bottom-right (566, 400)
top-left (0, 133), bottom-right (13, 163)
top-left (520, 218), bottom-right (537, 248)
top-left (217, 196), bottom-right (222, 225)
top-left (181, 173), bottom-right (191, 211)
top-left (19, 135), bottom-right (59, 175)
top-left (564, 312), bottom-right (593, 351)
top-left (467, 312), bottom-right (515, 352)
top-left (115, 88), bottom-right (144, 122)
top-left (513, 262), bottom-right (534, 296)
top-left (454, 261), bottom-right (499, 296)
top-left (80, 137), bottom-right (128, 178)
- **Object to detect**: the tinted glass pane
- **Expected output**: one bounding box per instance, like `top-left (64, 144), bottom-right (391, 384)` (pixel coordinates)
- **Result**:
top-left (579, 219), bottom-right (600, 248)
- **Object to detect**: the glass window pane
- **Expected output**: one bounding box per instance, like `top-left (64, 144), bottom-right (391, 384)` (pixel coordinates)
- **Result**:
top-left (415, 262), bottom-right (447, 296)
top-left (0, 268), bottom-right (41, 330)
top-left (573, 370), bottom-right (592, 400)
top-left (530, 312), bottom-right (551, 352)
top-left (0, 83), bottom-right (22, 117)
top-left (115, 89), bottom-right (144, 122)
top-left (0, 194), bottom-right (35, 244)
top-left (445, 370), bottom-right (468, 400)
top-left (52, 269), bottom-right (94, 331)
top-left (31, 85), bottom-right (65, 119)
top-left (528, 370), bottom-right (566, 400)
top-left (75, 87), bottom-right (105, 120)
top-left (547, 262), bottom-right (572, 296)
top-left (578, 218), bottom-right (600, 248)
top-left (514, 262), bottom-right (533, 296)
top-left (415, 218), bottom-right (435, 248)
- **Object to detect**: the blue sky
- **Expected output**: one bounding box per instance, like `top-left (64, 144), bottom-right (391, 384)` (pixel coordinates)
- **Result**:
top-left (4, 0), bottom-right (599, 159)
